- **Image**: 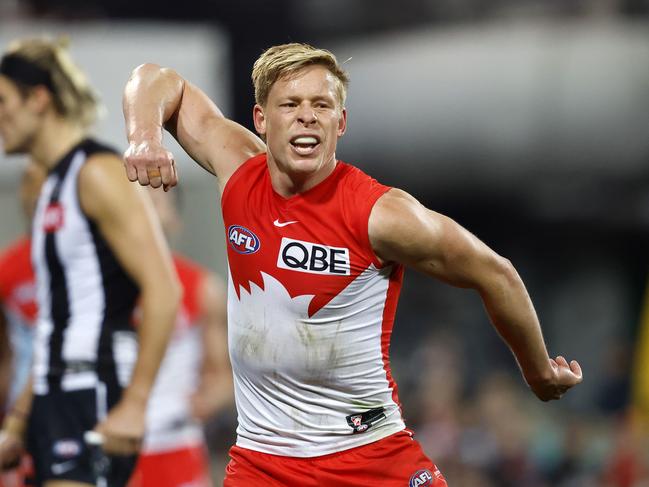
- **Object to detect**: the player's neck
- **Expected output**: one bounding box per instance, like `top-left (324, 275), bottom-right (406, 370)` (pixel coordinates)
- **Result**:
top-left (268, 155), bottom-right (337, 198)
top-left (30, 118), bottom-right (86, 170)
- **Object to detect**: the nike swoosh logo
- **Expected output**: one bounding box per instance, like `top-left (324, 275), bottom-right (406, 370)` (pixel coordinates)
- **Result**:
top-left (51, 460), bottom-right (77, 475)
top-left (273, 219), bottom-right (298, 227)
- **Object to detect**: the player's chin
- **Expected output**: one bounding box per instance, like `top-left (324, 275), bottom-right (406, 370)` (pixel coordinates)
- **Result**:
top-left (289, 157), bottom-right (322, 174)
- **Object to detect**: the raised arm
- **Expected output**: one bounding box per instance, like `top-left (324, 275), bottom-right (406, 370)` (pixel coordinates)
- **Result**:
top-left (369, 189), bottom-right (582, 401)
top-left (122, 63), bottom-right (265, 191)
top-left (80, 153), bottom-right (181, 454)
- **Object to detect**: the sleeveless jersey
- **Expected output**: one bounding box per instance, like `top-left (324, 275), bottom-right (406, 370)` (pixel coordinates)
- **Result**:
top-left (222, 154), bottom-right (406, 457)
top-left (0, 237), bottom-right (37, 405)
top-left (140, 254), bottom-right (205, 453)
top-left (30, 139), bottom-right (139, 396)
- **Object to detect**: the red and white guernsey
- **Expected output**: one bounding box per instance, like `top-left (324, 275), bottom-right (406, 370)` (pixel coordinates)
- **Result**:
top-left (136, 255), bottom-right (205, 453)
top-left (0, 237), bottom-right (37, 406)
top-left (222, 154), bottom-right (407, 457)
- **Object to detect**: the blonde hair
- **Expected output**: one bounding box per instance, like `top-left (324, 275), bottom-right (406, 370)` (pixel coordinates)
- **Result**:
top-left (5, 37), bottom-right (101, 128)
top-left (252, 43), bottom-right (349, 108)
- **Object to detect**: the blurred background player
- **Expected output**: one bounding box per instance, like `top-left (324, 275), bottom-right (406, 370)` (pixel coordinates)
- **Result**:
top-left (0, 37), bottom-right (180, 487)
top-left (127, 188), bottom-right (231, 487)
top-left (0, 164), bottom-right (44, 487)
top-left (0, 165), bottom-right (43, 414)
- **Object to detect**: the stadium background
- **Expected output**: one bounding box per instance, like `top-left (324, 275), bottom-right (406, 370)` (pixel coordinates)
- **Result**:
top-left (1, 1), bottom-right (648, 485)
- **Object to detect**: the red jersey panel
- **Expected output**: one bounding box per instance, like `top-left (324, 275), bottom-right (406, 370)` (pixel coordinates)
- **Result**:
top-left (173, 254), bottom-right (204, 327)
top-left (0, 237), bottom-right (37, 326)
top-left (221, 154), bottom-right (406, 457)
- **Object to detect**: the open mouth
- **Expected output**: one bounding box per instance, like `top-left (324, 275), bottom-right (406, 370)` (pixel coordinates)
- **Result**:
top-left (290, 135), bottom-right (320, 155)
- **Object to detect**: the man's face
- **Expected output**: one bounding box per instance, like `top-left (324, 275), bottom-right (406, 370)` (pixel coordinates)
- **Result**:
top-left (0, 75), bottom-right (40, 155)
top-left (254, 65), bottom-right (347, 179)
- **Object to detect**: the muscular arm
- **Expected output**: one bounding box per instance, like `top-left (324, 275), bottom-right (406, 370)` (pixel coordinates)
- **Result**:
top-left (80, 153), bottom-right (181, 452)
top-left (369, 189), bottom-right (582, 401)
top-left (191, 272), bottom-right (233, 421)
top-left (123, 63), bottom-right (265, 190)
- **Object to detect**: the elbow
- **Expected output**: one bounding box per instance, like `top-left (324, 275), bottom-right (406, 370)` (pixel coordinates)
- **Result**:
top-left (475, 254), bottom-right (521, 295)
top-left (128, 64), bottom-right (182, 91)
top-left (495, 256), bottom-right (519, 285)
top-left (127, 63), bottom-right (162, 89)
top-left (132, 62), bottom-right (162, 79)
top-left (168, 277), bottom-right (183, 312)
top-left (146, 274), bottom-right (182, 317)
top-left (161, 280), bottom-right (182, 325)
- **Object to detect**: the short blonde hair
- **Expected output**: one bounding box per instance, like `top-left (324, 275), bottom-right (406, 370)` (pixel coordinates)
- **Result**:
top-left (4, 37), bottom-right (101, 128)
top-left (252, 43), bottom-right (349, 108)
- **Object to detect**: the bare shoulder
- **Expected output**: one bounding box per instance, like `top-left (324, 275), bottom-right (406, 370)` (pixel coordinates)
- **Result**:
top-left (369, 188), bottom-right (446, 265)
top-left (79, 152), bottom-right (144, 219)
top-left (369, 188), bottom-right (442, 241)
top-left (80, 152), bottom-right (132, 189)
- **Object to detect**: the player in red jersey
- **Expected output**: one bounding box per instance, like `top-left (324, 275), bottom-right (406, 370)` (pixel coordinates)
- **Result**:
top-left (0, 164), bottom-right (44, 487)
top-left (0, 165), bottom-right (43, 411)
top-left (127, 189), bottom-right (231, 487)
top-left (122, 43), bottom-right (582, 486)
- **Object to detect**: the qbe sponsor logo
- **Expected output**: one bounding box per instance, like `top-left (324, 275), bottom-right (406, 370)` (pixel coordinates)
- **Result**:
top-left (409, 469), bottom-right (435, 487)
top-left (228, 225), bottom-right (261, 254)
top-left (277, 237), bottom-right (350, 275)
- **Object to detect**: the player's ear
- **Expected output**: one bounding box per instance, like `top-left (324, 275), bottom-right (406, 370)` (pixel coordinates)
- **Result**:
top-left (337, 108), bottom-right (347, 137)
top-left (253, 104), bottom-right (266, 136)
top-left (27, 85), bottom-right (53, 114)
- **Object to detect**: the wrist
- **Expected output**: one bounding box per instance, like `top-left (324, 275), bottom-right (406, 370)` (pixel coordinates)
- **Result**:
top-left (524, 367), bottom-right (554, 388)
top-left (121, 385), bottom-right (150, 408)
top-left (128, 130), bottom-right (162, 146)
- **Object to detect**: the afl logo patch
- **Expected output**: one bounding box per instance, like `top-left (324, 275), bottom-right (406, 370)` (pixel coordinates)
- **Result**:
top-left (228, 225), bottom-right (261, 254)
top-left (409, 469), bottom-right (435, 487)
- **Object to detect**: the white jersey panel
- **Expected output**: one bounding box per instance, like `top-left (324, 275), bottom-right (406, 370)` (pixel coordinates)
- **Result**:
top-left (57, 152), bottom-right (105, 365)
top-left (229, 265), bottom-right (405, 457)
top-left (31, 176), bottom-right (57, 395)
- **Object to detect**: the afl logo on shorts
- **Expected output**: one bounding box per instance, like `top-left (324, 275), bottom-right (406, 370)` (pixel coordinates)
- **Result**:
top-left (52, 439), bottom-right (81, 458)
top-left (228, 225), bottom-right (261, 254)
top-left (409, 469), bottom-right (434, 487)
top-left (43, 202), bottom-right (64, 233)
